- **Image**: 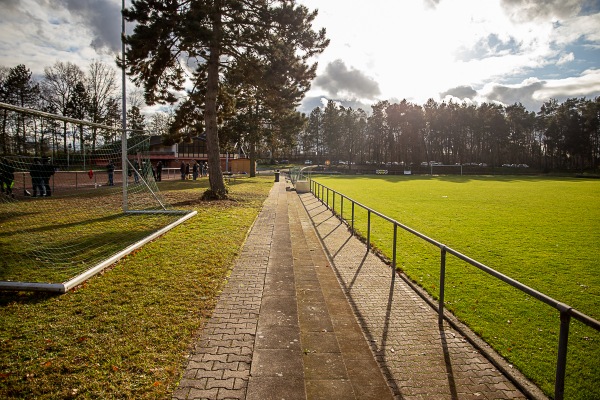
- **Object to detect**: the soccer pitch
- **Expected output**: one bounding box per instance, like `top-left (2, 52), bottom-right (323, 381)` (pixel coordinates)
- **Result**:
top-left (312, 175), bottom-right (599, 399)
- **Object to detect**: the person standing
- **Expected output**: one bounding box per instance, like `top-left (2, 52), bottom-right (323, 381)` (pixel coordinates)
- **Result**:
top-left (180, 160), bottom-right (186, 180)
top-left (30, 158), bottom-right (45, 196)
top-left (133, 159), bottom-right (140, 183)
top-left (185, 162), bottom-right (190, 180)
top-left (41, 157), bottom-right (56, 196)
top-left (142, 161), bottom-right (151, 180)
top-left (156, 160), bottom-right (163, 182)
top-left (107, 160), bottom-right (115, 186)
top-left (192, 161), bottom-right (199, 180)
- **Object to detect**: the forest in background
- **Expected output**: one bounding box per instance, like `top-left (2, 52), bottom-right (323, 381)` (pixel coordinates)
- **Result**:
top-left (2, 62), bottom-right (599, 172)
top-left (300, 97), bottom-right (600, 171)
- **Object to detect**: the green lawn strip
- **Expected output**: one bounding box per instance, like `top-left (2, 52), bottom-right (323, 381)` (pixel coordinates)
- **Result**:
top-left (0, 177), bottom-right (273, 399)
top-left (316, 175), bottom-right (600, 399)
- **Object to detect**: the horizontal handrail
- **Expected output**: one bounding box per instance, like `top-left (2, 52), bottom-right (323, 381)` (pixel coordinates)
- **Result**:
top-left (310, 179), bottom-right (599, 400)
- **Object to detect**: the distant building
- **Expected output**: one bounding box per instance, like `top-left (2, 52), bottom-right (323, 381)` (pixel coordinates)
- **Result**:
top-left (142, 135), bottom-right (252, 174)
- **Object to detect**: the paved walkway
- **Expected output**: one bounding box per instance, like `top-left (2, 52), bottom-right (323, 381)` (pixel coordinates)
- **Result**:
top-left (173, 179), bottom-right (545, 400)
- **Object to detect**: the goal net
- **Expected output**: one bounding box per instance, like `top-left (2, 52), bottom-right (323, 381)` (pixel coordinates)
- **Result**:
top-left (0, 102), bottom-right (195, 292)
top-left (429, 164), bottom-right (463, 175)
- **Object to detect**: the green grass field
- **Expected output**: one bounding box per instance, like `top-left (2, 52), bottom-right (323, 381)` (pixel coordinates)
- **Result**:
top-left (0, 177), bottom-right (273, 399)
top-left (314, 175), bottom-right (599, 399)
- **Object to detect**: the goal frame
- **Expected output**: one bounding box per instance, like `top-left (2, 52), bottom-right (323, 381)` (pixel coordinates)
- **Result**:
top-left (0, 102), bottom-right (196, 293)
top-left (430, 164), bottom-right (463, 175)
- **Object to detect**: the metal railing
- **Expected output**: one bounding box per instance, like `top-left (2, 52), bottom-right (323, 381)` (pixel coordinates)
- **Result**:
top-left (310, 179), bottom-right (600, 400)
top-left (289, 166), bottom-right (310, 185)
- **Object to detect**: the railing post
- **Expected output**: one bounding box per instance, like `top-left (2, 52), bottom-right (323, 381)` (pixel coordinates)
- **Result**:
top-left (326, 187), bottom-right (329, 209)
top-left (367, 210), bottom-right (371, 249)
top-left (332, 191), bottom-right (336, 215)
top-left (351, 201), bottom-right (355, 232)
top-left (392, 223), bottom-right (397, 269)
top-left (341, 196), bottom-right (344, 220)
top-left (555, 308), bottom-right (571, 400)
top-left (439, 246), bottom-right (447, 324)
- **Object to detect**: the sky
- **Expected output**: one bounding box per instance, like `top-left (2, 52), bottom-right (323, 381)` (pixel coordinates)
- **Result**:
top-left (0, 0), bottom-right (599, 115)
top-left (298, 0), bottom-right (600, 113)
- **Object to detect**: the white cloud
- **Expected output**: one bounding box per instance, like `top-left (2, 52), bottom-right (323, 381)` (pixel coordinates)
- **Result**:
top-left (500, 0), bottom-right (583, 22)
top-left (478, 69), bottom-right (600, 110)
top-left (480, 78), bottom-right (546, 109)
top-left (440, 85), bottom-right (478, 100)
top-left (557, 52), bottom-right (575, 65)
top-left (535, 69), bottom-right (600, 99)
top-left (0, 0), bottom-right (124, 77)
top-left (314, 60), bottom-right (381, 100)
top-left (553, 13), bottom-right (600, 45)
top-left (56, 0), bottom-right (124, 52)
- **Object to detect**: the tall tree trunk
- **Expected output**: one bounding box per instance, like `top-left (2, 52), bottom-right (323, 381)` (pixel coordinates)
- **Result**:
top-left (204, 6), bottom-right (226, 198)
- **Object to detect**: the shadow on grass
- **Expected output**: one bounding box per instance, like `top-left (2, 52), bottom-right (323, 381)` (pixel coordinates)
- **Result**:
top-left (0, 212), bottom-right (125, 239)
top-left (0, 290), bottom-right (59, 306)
top-left (1, 217), bottom-right (180, 283)
top-left (0, 210), bottom-right (39, 224)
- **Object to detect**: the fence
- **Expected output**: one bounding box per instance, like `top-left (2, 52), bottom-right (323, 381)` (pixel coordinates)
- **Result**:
top-left (310, 179), bottom-right (600, 400)
top-left (5, 167), bottom-right (195, 197)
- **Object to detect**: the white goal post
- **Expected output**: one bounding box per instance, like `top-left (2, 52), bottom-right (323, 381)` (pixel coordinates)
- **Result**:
top-left (430, 164), bottom-right (463, 175)
top-left (0, 102), bottom-right (196, 293)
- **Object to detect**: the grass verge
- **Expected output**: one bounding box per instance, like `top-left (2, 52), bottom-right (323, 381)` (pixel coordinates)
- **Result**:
top-left (0, 176), bottom-right (273, 399)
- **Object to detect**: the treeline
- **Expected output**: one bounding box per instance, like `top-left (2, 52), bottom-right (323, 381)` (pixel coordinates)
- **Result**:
top-left (299, 97), bottom-right (600, 171)
top-left (3, 62), bottom-right (600, 172)
top-left (0, 62), bottom-right (173, 158)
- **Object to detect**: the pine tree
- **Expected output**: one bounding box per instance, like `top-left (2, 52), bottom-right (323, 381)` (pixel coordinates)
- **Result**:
top-left (2, 64), bottom-right (40, 154)
top-left (123, 0), bottom-right (328, 199)
top-left (127, 106), bottom-right (146, 136)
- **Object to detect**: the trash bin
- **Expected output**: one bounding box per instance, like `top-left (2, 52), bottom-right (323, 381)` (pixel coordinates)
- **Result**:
top-left (274, 170), bottom-right (280, 182)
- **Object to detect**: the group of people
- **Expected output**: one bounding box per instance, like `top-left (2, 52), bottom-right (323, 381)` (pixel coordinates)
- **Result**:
top-left (2, 157), bottom-right (208, 199)
top-left (1, 157), bottom-right (56, 199)
top-left (180, 160), bottom-right (208, 180)
top-left (29, 158), bottom-right (56, 197)
top-left (112, 159), bottom-right (166, 185)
